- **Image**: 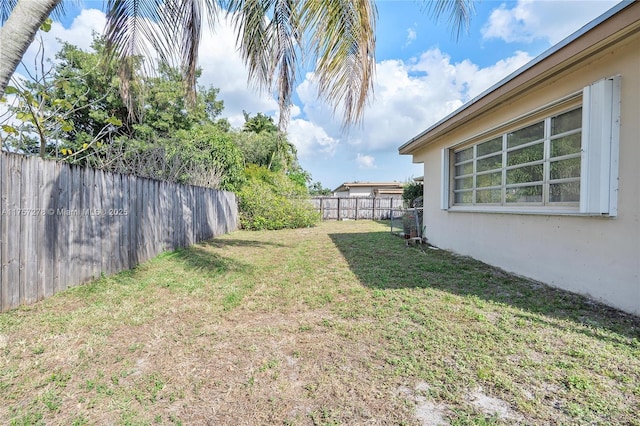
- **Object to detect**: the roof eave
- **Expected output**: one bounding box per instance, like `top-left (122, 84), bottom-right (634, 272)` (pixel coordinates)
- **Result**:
top-left (399, 0), bottom-right (638, 156)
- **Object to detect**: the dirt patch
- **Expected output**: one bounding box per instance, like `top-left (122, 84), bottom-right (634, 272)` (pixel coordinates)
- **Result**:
top-left (398, 382), bottom-right (450, 426)
top-left (467, 386), bottom-right (524, 422)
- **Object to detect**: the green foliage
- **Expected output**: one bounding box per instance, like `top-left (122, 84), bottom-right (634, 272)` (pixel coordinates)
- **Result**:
top-left (2, 34), bottom-right (318, 208)
top-left (169, 125), bottom-right (246, 192)
top-left (132, 63), bottom-right (225, 139)
top-left (231, 128), bottom-right (298, 173)
top-left (402, 181), bottom-right (423, 206)
top-left (232, 131), bottom-right (280, 168)
top-left (238, 165), bottom-right (320, 230)
top-left (52, 37), bottom-right (132, 144)
top-left (242, 111), bottom-right (278, 133)
top-left (287, 168), bottom-right (311, 192)
top-left (308, 181), bottom-right (332, 196)
top-left (2, 35), bottom-right (246, 191)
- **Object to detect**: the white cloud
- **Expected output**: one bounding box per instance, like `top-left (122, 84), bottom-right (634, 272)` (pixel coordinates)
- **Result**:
top-left (452, 50), bottom-right (533, 99)
top-left (10, 5), bottom-right (533, 162)
top-left (294, 47), bottom-right (532, 155)
top-left (196, 15), bottom-right (278, 128)
top-left (356, 153), bottom-right (376, 169)
top-left (482, 0), bottom-right (620, 45)
top-left (17, 8), bottom-right (276, 130)
top-left (19, 9), bottom-right (106, 74)
top-left (405, 27), bottom-right (417, 47)
top-left (287, 118), bottom-right (339, 159)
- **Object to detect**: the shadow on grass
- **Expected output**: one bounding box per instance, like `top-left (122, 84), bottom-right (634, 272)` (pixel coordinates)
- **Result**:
top-left (159, 242), bottom-right (254, 275)
top-left (158, 238), bottom-right (286, 275)
top-left (329, 230), bottom-right (640, 342)
top-left (196, 238), bottom-right (287, 250)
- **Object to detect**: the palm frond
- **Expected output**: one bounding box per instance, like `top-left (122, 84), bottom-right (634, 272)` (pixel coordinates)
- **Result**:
top-left (0, 0), bottom-right (69, 24)
top-left (422, 0), bottom-right (475, 39)
top-left (171, 0), bottom-right (219, 106)
top-left (104, 0), bottom-right (170, 63)
top-left (104, 0), bottom-right (219, 108)
top-left (301, 0), bottom-right (377, 126)
top-left (269, 0), bottom-right (300, 127)
top-left (225, 0), bottom-right (274, 91)
top-left (1, 0), bottom-right (18, 24)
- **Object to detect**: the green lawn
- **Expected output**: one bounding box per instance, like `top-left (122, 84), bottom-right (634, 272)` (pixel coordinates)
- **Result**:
top-left (1, 220), bottom-right (638, 425)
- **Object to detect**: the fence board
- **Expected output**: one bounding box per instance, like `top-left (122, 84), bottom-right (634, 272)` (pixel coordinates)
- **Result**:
top-left (310, 196), bottom-right (403, 221)
top-left (80, 167), bottom-right (91, 283)
top-left (53, 166), bottom-right (71, 293)
top-left (23, 157), bottom-right (39, 304)
top-left (0, 152), bottom-right (238, 312)
top-left (38, 159), bottom-right (50, 299)
top-left (125, 176), bottom-right (140, 268)
top-left (7, 155), bottom-right (21, 308)
top-left (0, 152), bottom-right (4, 310)
top-left (19, 156), bottom-right (29, 304)
top-left (118, 173), bottom-right (128, 271)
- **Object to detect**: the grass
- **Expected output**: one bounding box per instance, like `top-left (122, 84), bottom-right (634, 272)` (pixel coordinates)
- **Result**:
top-left (0, 220), bottom-right (639, 425)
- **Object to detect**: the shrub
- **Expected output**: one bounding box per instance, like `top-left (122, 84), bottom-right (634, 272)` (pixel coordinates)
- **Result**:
top-left (237, 165), bottom-right (320, 230)
top-left (402, 181), bottom-right (423, 207)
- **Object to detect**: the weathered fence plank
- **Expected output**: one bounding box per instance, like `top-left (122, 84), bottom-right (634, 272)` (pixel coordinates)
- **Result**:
top-left (0, 152), bottom-right (238, 312)
top-left (0, 152), bottom-right (4, 310)
top-left (7, 156), bottom-right (21, 309)
top-left (37, 161), bottom-right (45, 301)
top-left (310, 196), bottom-right (403, 221)
top-left (22, 157), bottom-right (38, 305)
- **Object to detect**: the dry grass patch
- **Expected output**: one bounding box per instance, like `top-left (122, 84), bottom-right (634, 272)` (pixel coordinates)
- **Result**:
top-left (1, 220), bottom-right (639, 425)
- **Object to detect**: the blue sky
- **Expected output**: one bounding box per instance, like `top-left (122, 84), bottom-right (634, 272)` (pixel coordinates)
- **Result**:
top-left (9, 0), bottom-right (623, 191)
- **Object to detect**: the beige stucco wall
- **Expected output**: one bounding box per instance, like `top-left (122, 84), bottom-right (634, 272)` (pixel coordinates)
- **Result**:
top-left (412, 31), bottom-right (640, 314)
top-left (348, 187), bottom-right (375, 197)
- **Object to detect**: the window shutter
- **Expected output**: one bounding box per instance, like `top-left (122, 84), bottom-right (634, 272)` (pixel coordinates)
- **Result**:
top-left (580, 75), bottom-right (621, 216)
top-left (441, 148), bottom-right (450, 210)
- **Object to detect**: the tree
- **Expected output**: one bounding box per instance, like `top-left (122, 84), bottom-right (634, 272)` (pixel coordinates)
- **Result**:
top-left (402, 180), bottom-right (423, 207)
top-left (0, 0), bottom-right (60, 96)
top-left (1, 31), bottom-right (122, 158)
top-left (242, 111), bottom-right (278, 134)
top-left (4, 34), bottom-right (229, 155)
top-left (2, 36), bottom-right (244, 191)
top-left (1, 0), bottom-right (474, 127)
top-left (308, 181), bottom-right (332, 196)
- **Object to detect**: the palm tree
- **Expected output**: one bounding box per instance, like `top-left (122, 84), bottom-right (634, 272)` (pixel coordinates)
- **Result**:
top-left (0, 0), bottom-right (473, 127)
top-left (0, 0), bottom-right (60, 97)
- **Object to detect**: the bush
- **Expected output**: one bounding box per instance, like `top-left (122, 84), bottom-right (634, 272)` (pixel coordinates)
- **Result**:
top-left (237, 165), bottom-right (320, 230)
top-left (402, 181), bottom-right (423, 207)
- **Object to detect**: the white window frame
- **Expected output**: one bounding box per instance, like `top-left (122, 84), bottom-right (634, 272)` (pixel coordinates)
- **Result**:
top-left (441, 76), bottom-right (621, 216)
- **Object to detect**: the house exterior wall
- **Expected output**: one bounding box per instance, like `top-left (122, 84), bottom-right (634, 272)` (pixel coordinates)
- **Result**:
top-left (348, 187), bottom-right (375, 197)
top-left (412, 30), bottom-right (640, 314)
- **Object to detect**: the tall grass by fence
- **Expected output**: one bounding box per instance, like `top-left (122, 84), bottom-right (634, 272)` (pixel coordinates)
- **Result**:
top-left (310, 196), bottom-right (404, 220)
top-left (0, 152), bottom-right (238, 312)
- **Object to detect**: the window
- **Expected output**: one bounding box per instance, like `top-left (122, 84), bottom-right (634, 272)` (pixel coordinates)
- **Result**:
top-left (442, 76), bottom-right (620, 216)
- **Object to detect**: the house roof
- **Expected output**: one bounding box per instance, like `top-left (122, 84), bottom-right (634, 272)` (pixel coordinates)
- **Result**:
top-left (332, 181), bottom-right (404, 193)
top-left (399, 0), bottom-right (640, 155)
top-left (373, 188), bottom-right (404, 195)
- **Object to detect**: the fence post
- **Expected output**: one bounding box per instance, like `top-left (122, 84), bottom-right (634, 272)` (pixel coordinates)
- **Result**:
top-left (373, 197), bottom-right (376, 220)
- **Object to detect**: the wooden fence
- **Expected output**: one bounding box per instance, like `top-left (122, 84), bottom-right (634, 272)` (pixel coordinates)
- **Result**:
top-left (0, 152), bottom-right (238, 312)
top-left (310, 196), bottom-right (404, 220)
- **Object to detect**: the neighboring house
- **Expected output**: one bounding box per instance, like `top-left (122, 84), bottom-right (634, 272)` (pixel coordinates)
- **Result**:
top-left (399, 2), bottom-right (640, 315)
top-left (373, 188), bottom-right (404, 198)
top-left (332, 182), bottom-right (404, 197)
